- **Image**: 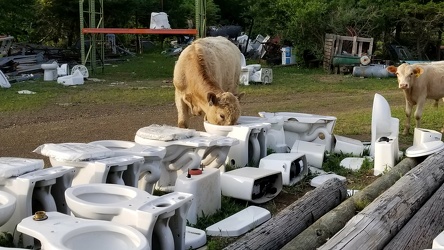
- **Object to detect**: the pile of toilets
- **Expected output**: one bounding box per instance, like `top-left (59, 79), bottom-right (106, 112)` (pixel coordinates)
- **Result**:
top-left (2, 93), bottom-right (444, 249)
top-left (41, 61), bottom-right (88, 86)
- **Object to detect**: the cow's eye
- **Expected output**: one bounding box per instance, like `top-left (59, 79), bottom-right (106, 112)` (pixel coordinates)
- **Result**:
top-left (220, 114), bottom-right (225, 120)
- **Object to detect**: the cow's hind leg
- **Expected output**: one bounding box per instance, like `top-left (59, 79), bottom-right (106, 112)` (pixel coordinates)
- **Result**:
top-left (175, 90), bottom-right (190, 128)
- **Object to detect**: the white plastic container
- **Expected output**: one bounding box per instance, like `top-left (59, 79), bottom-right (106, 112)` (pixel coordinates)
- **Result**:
top-left (174, 168), bottom-right (221, 225)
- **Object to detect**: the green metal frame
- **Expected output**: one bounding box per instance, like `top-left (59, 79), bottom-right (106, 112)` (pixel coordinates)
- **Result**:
top-left (79, 0), bottom-right (104, 74)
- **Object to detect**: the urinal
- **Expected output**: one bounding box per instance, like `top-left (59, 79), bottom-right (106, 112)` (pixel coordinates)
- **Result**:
top-left (259, 112), bottom-right (337, 152)
top-left (65, 183), bottom-right (193, 250)
top-left (204, 116), bottom-right (271, 167)
top-left (17, 211), bottom-right (149, 250)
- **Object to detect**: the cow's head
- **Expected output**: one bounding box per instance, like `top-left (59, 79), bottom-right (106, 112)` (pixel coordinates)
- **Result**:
top-left (387, 63), bottom-right (424, 89)
top-left (205, 92), bottom-right (243, 125)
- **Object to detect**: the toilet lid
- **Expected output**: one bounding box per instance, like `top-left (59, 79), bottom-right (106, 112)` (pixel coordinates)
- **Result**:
top-left (405, 141), bottom-right (444, 157)
top-left (136, 124), bottom-right (196, 141)
top-left (0, 157), bottom-right (44, 179)
top-left (33, 143), bottom-right (115, 162)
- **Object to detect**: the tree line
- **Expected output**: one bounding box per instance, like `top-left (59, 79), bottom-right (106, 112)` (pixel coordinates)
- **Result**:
top-left (1, 0), bottom-right (444, 61)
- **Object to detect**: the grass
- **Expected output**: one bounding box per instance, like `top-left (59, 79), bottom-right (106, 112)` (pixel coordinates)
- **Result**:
top-left (1, 51), bottom-right (441, 249)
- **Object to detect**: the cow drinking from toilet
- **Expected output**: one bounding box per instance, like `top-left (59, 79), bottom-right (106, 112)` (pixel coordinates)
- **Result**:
top-left (387, 63), bottom-right (444, 135)
top-left (173, 36), bottom-right (243, 128)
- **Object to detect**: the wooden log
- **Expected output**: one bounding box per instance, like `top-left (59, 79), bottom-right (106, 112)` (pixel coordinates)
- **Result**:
top-left (281, 157), bottom-right (421, 250)
top-left (223, 178), bottom-right (347, 250)
top-left (383, 181), bottom-right (444, 249)
top-left (319, 151), bottom-right (444, 250)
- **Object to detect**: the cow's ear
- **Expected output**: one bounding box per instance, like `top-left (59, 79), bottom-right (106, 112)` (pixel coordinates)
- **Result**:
top-left (236, 92), bottom-right (245, 101)
top-left (386, 66), bottom-right (397, 74)
top-left (413, 67), bottom-right (424, 77)
top-left (207, 92), bottom-right (218, 106)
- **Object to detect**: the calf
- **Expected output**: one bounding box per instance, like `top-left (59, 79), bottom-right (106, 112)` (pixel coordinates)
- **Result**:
top-left (387, 63), bottom-right (444, 135)
top-left (173, 36), bottom-right (243, 128)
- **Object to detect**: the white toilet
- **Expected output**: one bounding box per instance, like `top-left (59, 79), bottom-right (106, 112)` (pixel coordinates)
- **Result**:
top-left (41, 61), bottom-right (58, 81)
top-left (135, 125), bottom-right (238, 190)
top-left (259, 112), bottom-right (337, 152)
top-left (17, 211), bottom-right (149, 250)
top-left (65, 183), bottom-right (193, 250)
top-left (34, 143), bottom-right (147, 188)
top-left (204, 116), bottom-right (271, 167)
top-left (0, 157), bottom-right (76, 246)
top-left (88, 140), bottom-right (166, 194)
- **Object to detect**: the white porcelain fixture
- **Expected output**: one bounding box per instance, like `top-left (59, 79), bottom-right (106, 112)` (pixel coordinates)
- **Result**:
top-left (206, 206), bottom-right (271, 237)
top-left (135, 125), bottom-right (237, 190)
top-left (17, 211), bottom-right (149, 250)
top-left (185, 226), bottom-right (207, 249)
top-left (333, 135), bottom-right (365, 156)
top-left (290, 140), bottom-right (326, 169)
top-left (57, 69), bottom-right (84, 86)
top-left (89, 140), bottom-right (166, 194)
top-left (310, 173), bottom-right (346, 188)
top-left (0, 191), bottom-right (16, 226)
top-left (65, 183), bottom-right (193, 250)
top-left (433, 230), bottom-right (444, 248)
top-left (405, 128), bottom-right (444, 157)
top-left (220, 167), bottom-right (282, 204)
top-left (374, 136), bottom-right (398, 175)
top-left (204, 116), bottom-right (271, 167)
top-left (259, 152), bottom-right (307, 186)
top-left (370, 93), bottom-right (400, 157)
top-left (174, 168), bottom-right (221, 225)
top-left (41, 62), bottom-right (58, 81)
top-left (34, 142), bottom-right (146, 187)
top-left (259, 112), bottom-right (337, 152)
top-left (0, 157), bottom-right (75, 246)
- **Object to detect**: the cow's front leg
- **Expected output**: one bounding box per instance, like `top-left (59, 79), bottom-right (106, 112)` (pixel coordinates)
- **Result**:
top-left (175, 91), bottom-right (190, 128)
top-left (414, 98), bottom-right (427, 133)
top-left (403, 100), bottom-right (413, 135)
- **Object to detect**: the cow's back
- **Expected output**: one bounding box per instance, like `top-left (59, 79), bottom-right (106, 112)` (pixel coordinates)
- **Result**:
top-left (418, 64), bottom-right (444, 100)
top-left (174, 36), bottom-right (241, 94)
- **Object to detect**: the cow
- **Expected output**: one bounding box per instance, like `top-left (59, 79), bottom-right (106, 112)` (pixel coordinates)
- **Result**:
top-left (173, 36), bottom-right (243, 128)
top-left (386, 63), bottom-right (444, 135)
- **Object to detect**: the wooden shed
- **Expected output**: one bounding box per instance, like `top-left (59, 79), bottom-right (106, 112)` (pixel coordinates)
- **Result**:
top-left (323, 33), bottom-right (374, 73)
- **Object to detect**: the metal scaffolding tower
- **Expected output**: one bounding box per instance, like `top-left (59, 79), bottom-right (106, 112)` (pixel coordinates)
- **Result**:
top-left (79, 0), bottom-right (104, 74)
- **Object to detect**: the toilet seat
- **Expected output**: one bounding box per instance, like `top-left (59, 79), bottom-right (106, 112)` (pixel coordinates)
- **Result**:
top-left (65, 183), bottom-right (193, 250)
top-left (0, 190), bottom-right (16, 226)
top-left (17, 211), bottom-right (149, 250)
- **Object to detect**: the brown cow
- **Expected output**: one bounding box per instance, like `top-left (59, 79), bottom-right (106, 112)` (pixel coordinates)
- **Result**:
top-left (173, 36), bottom-right (243, 128)
top-left (387, 63), bottom-right (444, 135)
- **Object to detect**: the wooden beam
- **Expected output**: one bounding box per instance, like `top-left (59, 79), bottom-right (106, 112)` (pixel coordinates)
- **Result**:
top-left (82, 28), bottom-right (198, 35)
top-left (224, 178), bottom-right (347, 250)
top-left (319, 151), bottom-right (444, 250)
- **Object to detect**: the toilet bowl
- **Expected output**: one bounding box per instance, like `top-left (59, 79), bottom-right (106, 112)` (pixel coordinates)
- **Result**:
top-left (89, 140), bottom-right (166, 194)
top-left (41, 62), bottom-right (58, 81)
top-left (65, 183), bottom-right (193, 250)
top-left (0, 191), bottom-right (16, 226)
top-left (204, 116), bottom-right (271, 167)
top-left (17, 211), bottom-right (149, 250)
top-left (135, 125), bottom-right (238, 190)
top-left (0, 157), bottom-right (76, 246)
top-left (34, 143), bottom-right (146, 187)
top-left (259, 112), bottom-right (337, 152)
